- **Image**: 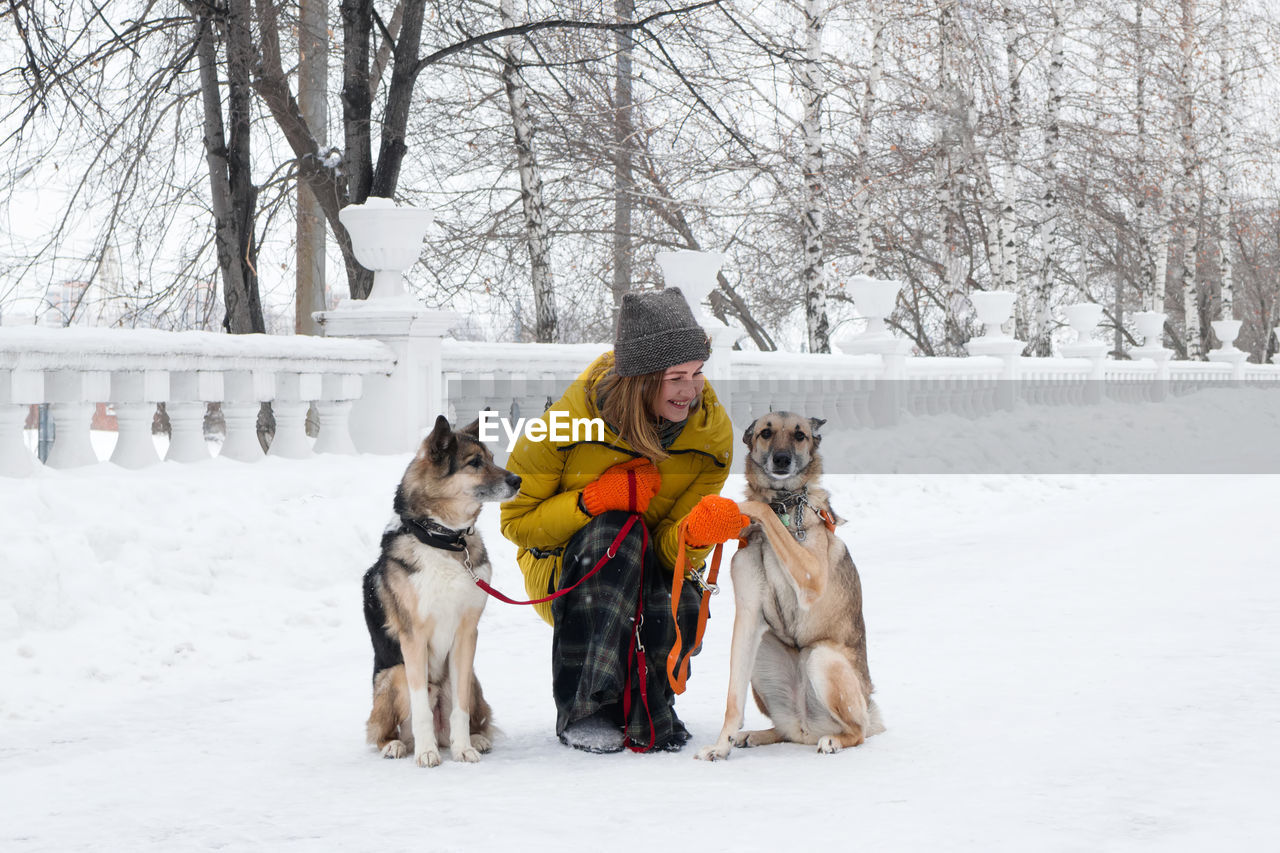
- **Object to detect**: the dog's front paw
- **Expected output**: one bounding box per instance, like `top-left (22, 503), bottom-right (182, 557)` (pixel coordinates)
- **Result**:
top-left (695, 744), bottom-right (731, 761)
top-left (415, 748), bottom-right (442, 768)
top-left (471, 733), bottom-right (493, 753)
top-left (454, 746), bottom-right (481, 763)
top-left (380, 740), bottom-right (408, 759)
top-left (728, 731), bottom-right (752, 748)
top-left (816, 736), bottom-right (840, 754)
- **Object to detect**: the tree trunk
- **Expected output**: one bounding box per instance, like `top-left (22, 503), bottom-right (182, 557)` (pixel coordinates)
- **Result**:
top-left (370, 0), bottom-right (426, 199)
top-left (801, 0), bottom-right (829, 353)
top-left (1000, 0), bottom-right (1021, 294)
top-left (296, 0), bottom-right (328, 334)
top-left (936, 3), bottom-right (965, 352)
top-left (370, 1), bottom-right (405, 102)
top-left (501, 0), bottom-right (557, 342)
top-left (853, 0), bottom-right (884, 276)
top-left (340, 0), bottom-right (374, 207)
top-left (1216, 49), bottom-right (1234, 320)
top-left (1178, 0), bottom-right (1203, 358)
top-left (1033, 0), bottom-right (1064, 356)
top-left (1133, 0), bottom-right (1150, 330)
top-left (196, 6), bottom-right (263, 335)
top-left (1152, 171), bottom-right (1174, 318)
top-left (612, 0), bottom-right (635, 309)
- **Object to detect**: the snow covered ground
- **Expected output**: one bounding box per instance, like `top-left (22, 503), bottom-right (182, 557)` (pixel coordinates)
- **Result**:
top-left (2, 444), bottom-right (1278, 851)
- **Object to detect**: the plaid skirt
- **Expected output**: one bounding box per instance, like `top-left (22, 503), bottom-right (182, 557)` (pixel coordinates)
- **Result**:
top-left (550, 510), bottom-right (703, 748)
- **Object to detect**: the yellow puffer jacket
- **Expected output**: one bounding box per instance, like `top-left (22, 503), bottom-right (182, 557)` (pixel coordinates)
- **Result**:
top-left (500, 352), bottom-right (733, 625)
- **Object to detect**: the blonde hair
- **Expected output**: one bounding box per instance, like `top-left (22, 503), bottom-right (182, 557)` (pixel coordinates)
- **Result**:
top-left (597, 365), bottom-right (700, 463)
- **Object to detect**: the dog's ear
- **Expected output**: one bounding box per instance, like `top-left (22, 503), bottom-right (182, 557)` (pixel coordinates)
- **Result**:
top-left (741, 421), bottom-right (756, 448)
top-left (422, 414), bottom-right (456, 462)
top-left (808, 417), bottom-right (826, 446)
top-left (460, 417), bottom-right (482, 438)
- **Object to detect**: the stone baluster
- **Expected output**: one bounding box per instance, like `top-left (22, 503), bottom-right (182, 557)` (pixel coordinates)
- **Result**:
top-left (1, 369), bottom-right (43, 477)
top-left (221, 370), bottom-right (274, 462)
top-left (313, 374), bottom-right (362, 455)
top-left (109, 370), bottom-right (168, 469)
top-left (269, 372), bottom-right (321, 458)
top-left (45, 369), bottom-right (110, 468)
top-left (167, 371), bottom-right (222, 463)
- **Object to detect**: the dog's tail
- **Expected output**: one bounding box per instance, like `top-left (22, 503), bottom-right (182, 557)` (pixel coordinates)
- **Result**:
top-left (367, 664), bottom-right (410, 748)
top-left (865, 697), bottom-right (886, 738)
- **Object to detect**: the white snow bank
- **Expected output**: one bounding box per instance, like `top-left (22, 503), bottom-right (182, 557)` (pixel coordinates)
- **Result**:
top-left (1, 457), bottom-right (1277, 851)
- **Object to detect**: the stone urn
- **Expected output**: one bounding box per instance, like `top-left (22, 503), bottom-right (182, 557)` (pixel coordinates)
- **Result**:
top-left (339, 197), bottom-right (434, 302)
top-left (1064, 303), bottom-right (1104, 343)
top-left (968, 291), bottom-right (1017, 338)
top-left (1210, 319), bottom-right (1243, 352)
top-left (847, 275), bottom-right (904, 340)
top-left (1132, 311), bottom-right (1167, 348)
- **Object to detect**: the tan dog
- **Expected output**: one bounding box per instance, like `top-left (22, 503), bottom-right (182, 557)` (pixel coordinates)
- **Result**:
top-left (363, 416), bottom-right (521, 767)
top-left (696, 412), bottom-right (883, 760)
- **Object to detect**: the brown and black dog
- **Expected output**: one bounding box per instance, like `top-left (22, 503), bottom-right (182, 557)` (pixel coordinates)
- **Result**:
top-left (697, 412), bottom-right (883, 760)
top-left (363, 415), bottom-right (520, 767)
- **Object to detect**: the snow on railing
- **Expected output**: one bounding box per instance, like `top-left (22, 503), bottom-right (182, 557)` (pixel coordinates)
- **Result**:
top-left (0, 327), bottom-right (394, 477)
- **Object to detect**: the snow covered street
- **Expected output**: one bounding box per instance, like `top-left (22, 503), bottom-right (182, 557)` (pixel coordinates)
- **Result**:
top-left (2, 455), bottom-right (1278, 851)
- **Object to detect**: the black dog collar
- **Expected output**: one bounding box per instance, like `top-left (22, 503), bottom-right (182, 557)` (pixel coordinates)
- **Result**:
top-left (402, 516), bottom-right (472, 552)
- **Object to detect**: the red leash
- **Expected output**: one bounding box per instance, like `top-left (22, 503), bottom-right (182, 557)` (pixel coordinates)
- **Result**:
top-left (621, 522), bottom-right (655, 753)
top-left (465, 513), bottom-right (657, 752)
top-left (468, 514), bottom-right (641, 606)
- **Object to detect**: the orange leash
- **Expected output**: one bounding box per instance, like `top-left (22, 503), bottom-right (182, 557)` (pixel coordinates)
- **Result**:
top-left (666, 519), bottom-right (723, 695)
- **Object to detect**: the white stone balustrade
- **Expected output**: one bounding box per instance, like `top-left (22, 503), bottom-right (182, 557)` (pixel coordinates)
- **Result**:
top-left (0, 327), bottom-right (393, 477)
top-left (6, 272), bottom-right (1280, 483)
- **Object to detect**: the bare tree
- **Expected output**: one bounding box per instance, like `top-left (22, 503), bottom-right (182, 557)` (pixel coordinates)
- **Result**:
top-left (1176, 0), bottom-right (1205, 357)
top-left (801, 0), bottom-right (830, 353)
top-left (612, 0), bottom-right (637, 307)
top-left (1030, 0), bottom-right (1065, 357)
top-left (194, 0), bottom-right (264, 334)
top-left (852, 0), bottom-right (885, 276)
top-left (500, 0), bottom-right (557, 341)
top-left (296, 0), bottom-right (329, 335)
top-left (1214, 24), bottom-right (1234, 321)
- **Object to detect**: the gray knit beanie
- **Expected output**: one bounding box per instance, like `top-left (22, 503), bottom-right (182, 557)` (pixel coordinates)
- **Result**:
top-left (613, 287), bottom-right (711, 377)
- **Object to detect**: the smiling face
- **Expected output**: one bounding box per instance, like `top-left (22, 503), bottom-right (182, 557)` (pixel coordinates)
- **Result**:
top-left (649, 360), bottom-right (706, 422)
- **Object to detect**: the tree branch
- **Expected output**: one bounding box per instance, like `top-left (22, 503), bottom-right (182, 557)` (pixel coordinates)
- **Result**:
top-left (413, 0), bottom-right (722, 76)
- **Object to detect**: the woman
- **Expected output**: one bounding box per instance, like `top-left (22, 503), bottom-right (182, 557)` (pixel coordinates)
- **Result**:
top-left (500, 287), bottom-right (746, 753)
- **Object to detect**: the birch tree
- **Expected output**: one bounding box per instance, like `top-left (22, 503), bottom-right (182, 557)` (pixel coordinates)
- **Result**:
top-left (1031, 0), bottom-right (1065, 356)
top-left (501, 0), bottom-right (557, 342)
top-left (999, 0), bottom-right (1022, 295)
top-left (1215, 39), bottom-right (1234, 321)
top-left (1132, 0), bottom-right (1155, 317)
top-left (934, 1), bottom-right (968, 353)
top-left (853, 0), bottom-right (886, 277)
top-left (801, 0), bottom-right (830, 353)
top-left (1176, 0), bottom-right (1204, 357)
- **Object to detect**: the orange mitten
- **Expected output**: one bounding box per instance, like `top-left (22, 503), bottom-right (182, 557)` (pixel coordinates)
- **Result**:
top-left (581, 457), bottom-right (662, 516)
top-left (683, 495), bottom-right (750, 548)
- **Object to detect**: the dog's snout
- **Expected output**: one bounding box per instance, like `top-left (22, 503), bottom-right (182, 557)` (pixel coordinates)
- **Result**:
top-left (771, 451), bottom-right (792, 469)
top-left (505, 472), bottom-right (522, 491)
